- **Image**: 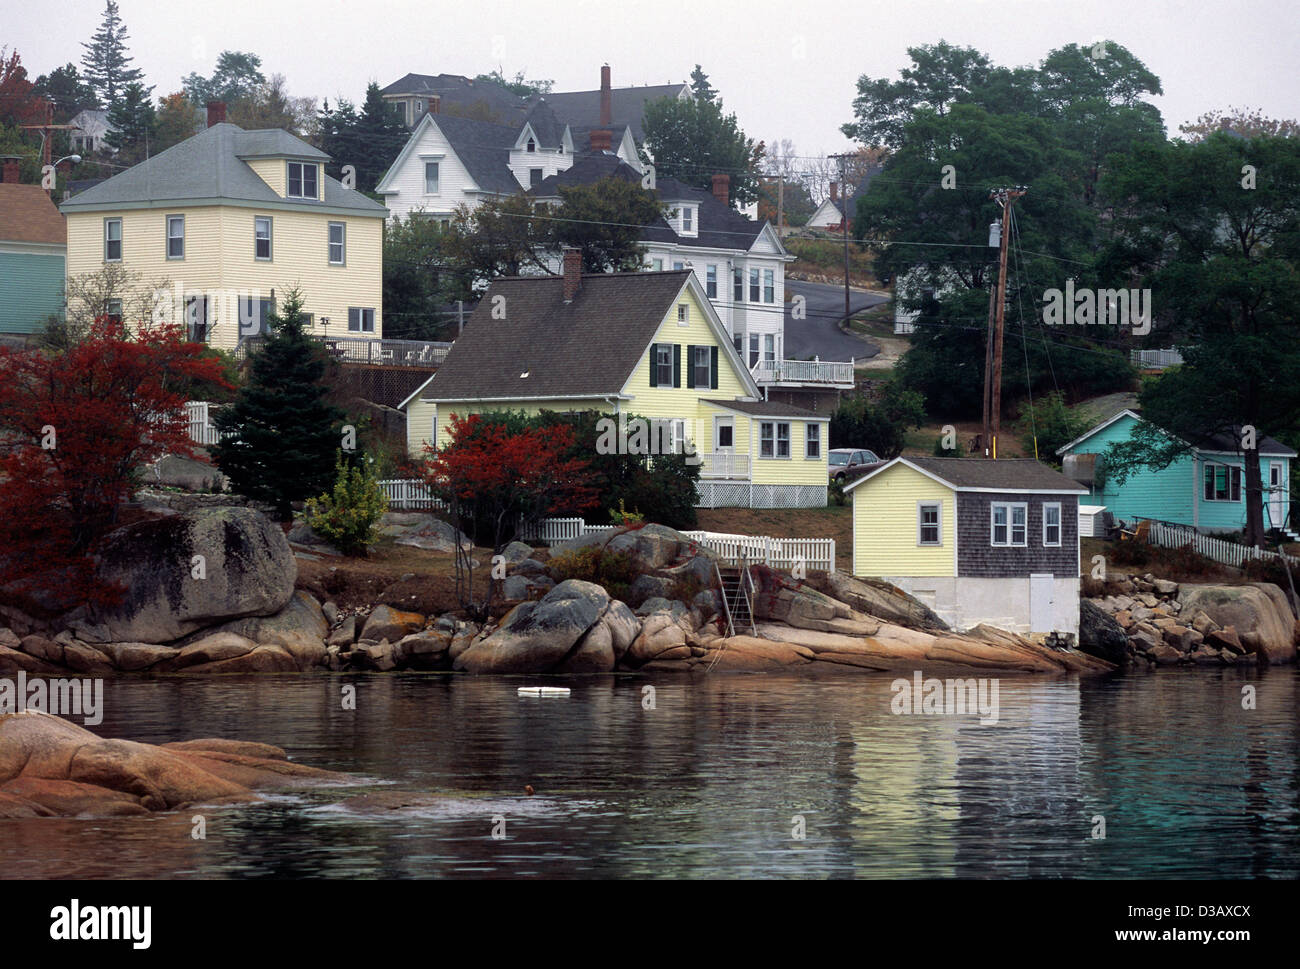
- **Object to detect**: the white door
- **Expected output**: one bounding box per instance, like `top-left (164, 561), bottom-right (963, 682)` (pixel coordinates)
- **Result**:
top-left (1029, 573), bottom-right (1055, 633)
top-left (714, 417), bottom-right (735, 478)
top-left (1269, 463), bottom-right (1284, 528)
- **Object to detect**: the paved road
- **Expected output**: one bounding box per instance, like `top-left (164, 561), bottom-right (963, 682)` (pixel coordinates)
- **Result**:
top-left (785, 280), bottom-right (889, 361)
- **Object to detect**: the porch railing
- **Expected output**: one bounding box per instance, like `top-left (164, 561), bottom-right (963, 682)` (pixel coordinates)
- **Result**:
top-left (752, 357), bottom-right (855, 387)
top-left (697, 451), bottom-right (751, 480)
top-left (235, 335), bottom-right (452, 368)
top-left (1130, 348), bottom-right (1184, 370)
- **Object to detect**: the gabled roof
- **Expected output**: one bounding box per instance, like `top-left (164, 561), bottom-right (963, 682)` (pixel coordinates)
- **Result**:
top-left (528, 152), bottom-right (643, 197)
top-left (844, 456), bottom-right (1089, 495)
top-left (642, 178), bottom-right (766, 252)
top-left (530, 84), bottom-right (687, 142)
top-left (59, 123), bottom-right (386, 216)
top-left (1057, 409), bottom-right (1297, 458)
top-left (402, 270), bottom-right (759, 406)
top-left (377, 112), bottom-right (521, 197)
top-left (519, 100), bottom-right (565, 149)
top-left (832, 166), bottom-right (883, 215)
top-left (379, 73), bottom-right (527, 123)
top-left (0, 184), bottom-right (66, 245)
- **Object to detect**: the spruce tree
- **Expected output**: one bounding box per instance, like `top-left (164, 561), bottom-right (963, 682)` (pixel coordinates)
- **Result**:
top-left (212, 289), bottom-right (345, 521)
top-left (81, 0), bottom-right (145, 107)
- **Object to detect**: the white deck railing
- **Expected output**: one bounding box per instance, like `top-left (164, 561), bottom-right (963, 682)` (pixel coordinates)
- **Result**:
top-left (697, 451), bottom-right (751, 479)
top-left (1130, 348), bottom-right (1184, 369)
top-left (377, 478), bottom-right (447, 510)
top-left (185, 401), bottom-right (226, 445)
top-left (752, 358), bottom-right (855, 387)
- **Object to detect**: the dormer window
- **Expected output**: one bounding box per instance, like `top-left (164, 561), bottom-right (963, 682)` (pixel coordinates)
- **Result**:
top-left (527, 138), bottom-right (536, 153)
top-left (288, 162), bottom-right (318, 200)
top-left (682, 207), bottom-right (693, 233)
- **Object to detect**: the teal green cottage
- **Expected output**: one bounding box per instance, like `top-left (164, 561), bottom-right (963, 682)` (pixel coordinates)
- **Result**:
top-left (1057, 410), bottom-right (1296, 537)
top-left (0, 172), bottom-right (67, 337)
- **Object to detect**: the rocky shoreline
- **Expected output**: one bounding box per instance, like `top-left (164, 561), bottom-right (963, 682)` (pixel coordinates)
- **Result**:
top-left (1, 507), bottom-right (1294, 678)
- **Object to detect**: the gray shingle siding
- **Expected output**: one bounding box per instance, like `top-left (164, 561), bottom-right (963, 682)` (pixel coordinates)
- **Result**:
top-left (956, 492), bottom-right (1079, 578)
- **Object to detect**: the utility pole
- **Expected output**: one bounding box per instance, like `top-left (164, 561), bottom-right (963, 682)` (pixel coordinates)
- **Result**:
top-left (777, 175), bottom-right (784, 235)
top-left (830, 153), bottom-right (852, 320)
top-left (984, 186), bottom-right (1026, 459)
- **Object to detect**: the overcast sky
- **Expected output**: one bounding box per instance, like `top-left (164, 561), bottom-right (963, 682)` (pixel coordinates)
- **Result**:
top-left (10, 0), bottom-right (1297, 160)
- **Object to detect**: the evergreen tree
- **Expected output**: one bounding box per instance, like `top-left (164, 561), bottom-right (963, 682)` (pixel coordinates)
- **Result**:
top-left (33, 63), bottom-right (99, 118)
top-left (211, 289), bottom-right (345, 521)
top-left (80, 0), bottom-right (145, 107)
top-left (353, 82), bottom-right (409, 192)
top-left (104, 80), bottom-right (155, 162)
top-left (688, 64), bottom-right (717, 103)
top-left (641, 93), bottom-right (763, 207)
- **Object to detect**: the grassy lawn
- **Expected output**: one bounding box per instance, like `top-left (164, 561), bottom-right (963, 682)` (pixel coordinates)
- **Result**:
top-left (696, 504), bottom-right (854, 570)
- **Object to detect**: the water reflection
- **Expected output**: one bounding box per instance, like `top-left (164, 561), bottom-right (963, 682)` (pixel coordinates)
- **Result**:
top-left (1, 670), bottom-right (1296, 878)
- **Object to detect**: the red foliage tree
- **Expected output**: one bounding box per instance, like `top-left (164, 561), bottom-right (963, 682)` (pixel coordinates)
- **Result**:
top-left (417, 412), bottom-right (598, 618)
top-left (0, 48), bottom-right (46, 127)
top-left (0, 316), bottom-right (230, 612)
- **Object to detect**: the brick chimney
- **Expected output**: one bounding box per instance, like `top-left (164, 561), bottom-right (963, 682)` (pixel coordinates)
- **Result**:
top-left (206, 101), bottom-right (227, 127)
top-left (562, 247), bottom-right (583, 300)
top-left (0, 156), bottom-right (21, 184)
top-left (830, 181), bottom-right (838, 202)
top-left (711, 173), bottom-right (730, 207)
top-left (589, 129), bottom-right (612, 153)
top-left (600, 64), bottom-right (612, 126)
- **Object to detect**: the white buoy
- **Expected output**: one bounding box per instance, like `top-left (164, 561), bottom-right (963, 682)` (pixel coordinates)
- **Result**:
top-left (517, 686), bottom-right (571, 697)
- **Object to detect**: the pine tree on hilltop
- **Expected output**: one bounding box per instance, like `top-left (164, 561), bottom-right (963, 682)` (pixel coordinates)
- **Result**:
top-left (81, 0), bottom-right (145, 107)
top-left (212, 289), bottom-right (345, 521)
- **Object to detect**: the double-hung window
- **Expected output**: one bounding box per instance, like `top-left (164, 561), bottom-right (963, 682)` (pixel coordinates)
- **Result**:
top-left (288, 161), bottom-right (318, 199)
top-left (529, 168), bottom-right (542, 188)
top-left (652, 343), bottom-right (675, 387)
top-left (733, 268), bottom-right (744, 302)
top-left (706, 264), bottom-right (717, 299)
top-left (348, 307), bottom-right (375, 333)
top-left (806, 423), bottom-right (821, 459)
top-left (991, 502), bottom-right (1028, 547)
top-left (760, 421), bottom-right (791, 458)
top-left (166, 215), bottom-right (184, 259)
top-left (918, 501), bottom-right (942, 546)
top-left (749, 267), bottom-right (760, 302)
top-left (1203, 463), bottom-right (1242, 502)
top-left (254, 217), bottom-right (272, 260)
top-left (681, 206), bottom-right (693, 233)
top-left (748, 333), bottom-right (760, 368)
top-left (1042, 502), bottom-right (1062, 546)
top-left (104, 218), bottom-right (122, 261)
top-left (677, 303), bottom-right (689, 325)
top-left (328, 222), bottom-right (346, 265)
top-left (692, 345), bottom-right (711, 388)
top-left (424, 161), bottom-right (440, 194)
top-left (763, 269), bottom-right (774, 303)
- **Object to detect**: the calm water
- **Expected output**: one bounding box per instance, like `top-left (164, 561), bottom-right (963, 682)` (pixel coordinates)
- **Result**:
top-left (3, 669), bottom-right (1297, 878)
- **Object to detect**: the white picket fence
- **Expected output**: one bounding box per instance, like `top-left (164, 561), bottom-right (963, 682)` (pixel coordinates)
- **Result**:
top-left (1146, 520), bottom-right (1300, 569)
top-left (512, 518), bottom-right (837, 571)
top-left (378, 478), bottom-right (447, 510)
top-left (684, 530), bottom-right (836, 572)
top-left (185, 401), bottom-right (225, 445)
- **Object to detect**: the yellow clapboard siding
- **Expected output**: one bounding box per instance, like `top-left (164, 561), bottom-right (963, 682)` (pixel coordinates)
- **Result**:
top-left (749, 417), bottom-right (828, 485)
top-left (65, 204), bottom-right (383, 351)
top-left (852, 463), bottom-right (956, 577)
top-left (246, 159), bottom-right (286, 196)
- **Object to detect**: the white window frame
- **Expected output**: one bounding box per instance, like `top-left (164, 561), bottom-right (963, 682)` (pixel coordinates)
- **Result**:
top-left (749, 267), bottom-right (760, 302)
top-left (254, 216), bottom-right (272, 261)
top-left (748, 333), bottom-right (760, 368)
top-left (805, 423), bottom-right (821, 459)
top-left (328, 221), bottom-right (346, 265)
top-left (692, 344), bottom-right (710, 387)
top-left (1042, 502), bottom-right (1062, 547)
top-left (734, 267), bottom-right (744, 302)
top-left (991, 501), bottom-right (1028, 547)
top-left (104, 217), bottom-right (122, 262)
top-left (287, 161), bottom-right (318, 200)
top-left (681, 205), bottom-right (694, 234)
top-left (424, 160), bottom-right (440, 195)
top-left (677, 303), bottom-right (689, 325)
top-left (652, 258), bottom-right (663, 271)
top-left (348, 307), bottom-right (375, 333)
top-left (763, 268), bottom-right (775, 303)
top-left (706, 264), bottom-right (717, 299)
top-left (166, 214), bottom-right (184, 260)
top-left (764, 333), bottom-right (776, 363)
top-left (655, 343), bottom-right (673, 386)
top-left (917, 500), bottom-right (942, 547)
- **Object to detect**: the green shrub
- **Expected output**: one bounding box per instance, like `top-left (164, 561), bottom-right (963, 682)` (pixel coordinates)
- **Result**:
top-left (547, 544), bottom-right (640, 602)
top-left (609, 499), bottom-right (645, 527)
top-left (303, 452), bottom-right (388, 557)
